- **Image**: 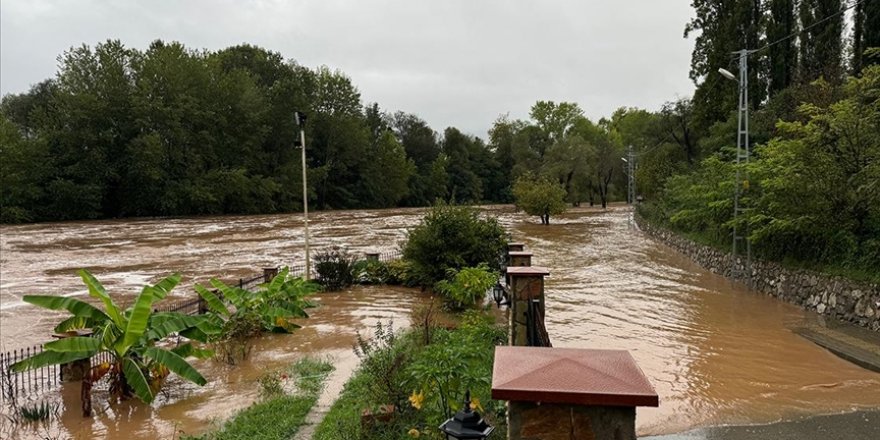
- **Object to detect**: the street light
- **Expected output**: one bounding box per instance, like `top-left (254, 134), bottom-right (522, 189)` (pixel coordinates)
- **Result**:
top-left (294, 111), bottom-right (311, 280)
top-left (717, 67), bottom-right (737, 82)
top-left (438, 390), bottom-right (494, 439)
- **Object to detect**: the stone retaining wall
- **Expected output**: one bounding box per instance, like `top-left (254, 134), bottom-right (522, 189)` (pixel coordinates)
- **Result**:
top-left (635, 215), bottom-right (880, 332)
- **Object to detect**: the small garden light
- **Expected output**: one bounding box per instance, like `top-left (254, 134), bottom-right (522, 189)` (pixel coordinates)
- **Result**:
top-left (491, 282), bottom-right (508, 308)
top-left (438, 390), bottom-right (494, 439)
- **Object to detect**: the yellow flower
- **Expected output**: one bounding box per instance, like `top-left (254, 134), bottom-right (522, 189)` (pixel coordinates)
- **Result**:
top-left (469, 397), bottom-right (484, 413)
top-left (407, 428), bottom-right (420, 438)
top-left (408, 390), bottom-right (425, 410)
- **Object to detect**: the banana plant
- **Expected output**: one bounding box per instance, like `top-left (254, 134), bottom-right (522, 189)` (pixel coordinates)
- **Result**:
top-left (195, 266), bottom-right (318, 334)
top-left (11, 269), bottom-right (216, 408)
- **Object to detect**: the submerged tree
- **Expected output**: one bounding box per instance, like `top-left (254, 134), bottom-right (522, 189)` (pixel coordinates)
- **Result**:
top-left (512, 173), bottom-right (567, 225)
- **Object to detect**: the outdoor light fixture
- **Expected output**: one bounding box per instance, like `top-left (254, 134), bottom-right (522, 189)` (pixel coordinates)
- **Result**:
top-left (491, 282), bottom-right (508, 308)
top-left (294, 110), bottom-right (307, 126)
top-left (438, 390), bottom-right (494, 439)
top-left (717, 67), bottom-right (737, 82)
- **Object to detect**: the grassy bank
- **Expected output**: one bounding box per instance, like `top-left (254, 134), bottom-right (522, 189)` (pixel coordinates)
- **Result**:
top-left (313, 311), bottom-right (507, 440)
top-left (185, 357), bottom-right (333, 440)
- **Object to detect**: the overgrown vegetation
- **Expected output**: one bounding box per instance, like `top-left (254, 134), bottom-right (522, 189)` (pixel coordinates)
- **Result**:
top-left (314, 312), bottom-right (506, 440)
top-left (402, 202), bottom-right (507, 288)
top-left (11, 270), bottom-right (214, 414)
top-left (434, 264), bottom-right (498, 309)
top-left (185, 357), bottom-right (333, 440)
top-left (315, 247), bottom-right (358, 291)
top-left (640, 67), bottom-right (880, 282)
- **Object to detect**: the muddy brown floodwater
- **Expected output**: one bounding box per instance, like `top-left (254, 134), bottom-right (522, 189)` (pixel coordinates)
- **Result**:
top-left (1, 204), bottom-right (879, 439)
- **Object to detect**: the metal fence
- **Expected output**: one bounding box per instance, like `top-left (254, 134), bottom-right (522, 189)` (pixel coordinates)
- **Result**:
top-left (0, 345), bottom-right (61, 405)
top-left (1, 248), bottom-right (403, 402)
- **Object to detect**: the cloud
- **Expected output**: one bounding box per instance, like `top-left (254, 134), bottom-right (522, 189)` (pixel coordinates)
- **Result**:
top-left (0, 0), bottom-right (696, 138)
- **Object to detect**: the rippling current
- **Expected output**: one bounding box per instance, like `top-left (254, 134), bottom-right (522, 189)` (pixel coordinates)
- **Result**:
top-left (1, 204), bottom-right (878, 438)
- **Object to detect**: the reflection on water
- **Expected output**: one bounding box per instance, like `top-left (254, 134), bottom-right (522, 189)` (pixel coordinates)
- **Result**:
top-left (1, 205), bottom-right (879, 438)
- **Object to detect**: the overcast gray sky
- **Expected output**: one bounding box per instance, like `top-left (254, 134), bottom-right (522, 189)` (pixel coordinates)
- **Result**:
top-left (1, 0), bottom-right (697, 137)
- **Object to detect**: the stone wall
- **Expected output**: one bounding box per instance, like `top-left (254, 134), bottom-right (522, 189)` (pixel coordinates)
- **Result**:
top-left (636, 215), bottom-right (880, 332)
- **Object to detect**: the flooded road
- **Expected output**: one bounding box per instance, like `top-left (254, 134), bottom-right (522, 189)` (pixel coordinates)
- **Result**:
top-left (1, 204), bottom-right (879, 437)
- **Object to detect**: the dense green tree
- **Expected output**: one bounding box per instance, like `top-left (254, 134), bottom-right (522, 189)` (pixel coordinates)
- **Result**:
top-left (798, 0), bottom-right (844, 83)
top-left (441, 127), bottom-right (484, 203)
top-left (512, 173), bottom-right (567, 225)
top-left (864, 0), bottom-right (880, 66)
top-left (767, 0), bottom-right (797, 94)
top-left (529, 101), bottom-right (584, 142)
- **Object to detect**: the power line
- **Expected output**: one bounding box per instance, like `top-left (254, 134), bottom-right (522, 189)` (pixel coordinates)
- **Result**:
top-left (749, 0), bottom-right (865, 56)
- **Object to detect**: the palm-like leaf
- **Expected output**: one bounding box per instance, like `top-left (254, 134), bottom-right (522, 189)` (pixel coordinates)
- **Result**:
top-left (10, 350), bottom-right (94, 372)
top-left (54, 316), bottom-right (100, 333)
top-left (171, 343), bottom-right (214, 359)
top-left (143, 347), bottom-right (207, 386)
top-left (79, 269), bottom-right (124, 327)
top-left (119, 287), bottom-right (156, 354)
top-left (194, 284), bottom-right (231, 317)
top-left (44, 336), bottom-right (102, 352)
top-left (151, 273), bottom-right (182, 300)
top-left (209, 279), bottom-right (244, 308)
top-left (123, 357), bottom-right (154, 403)
top-left (23, 295), bottom-right (108, 321)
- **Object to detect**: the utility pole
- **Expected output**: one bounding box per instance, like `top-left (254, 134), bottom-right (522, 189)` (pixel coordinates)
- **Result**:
top-left (730, 49), bottom-right (752, 284)
top-left (627, 145), bottom-right (635, 205)
top-left (295, 111), bottom-right (311, 280)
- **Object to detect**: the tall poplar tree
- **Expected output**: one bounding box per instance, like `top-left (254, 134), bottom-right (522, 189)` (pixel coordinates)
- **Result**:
top-left (798, 0), bottom-right (844, 83)
top-left (767, 0), bottom-right (797, 94)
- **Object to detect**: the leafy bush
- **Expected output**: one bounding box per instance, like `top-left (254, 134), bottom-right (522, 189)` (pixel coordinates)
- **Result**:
top-left (353, 259), bottom-right (390, 285)
top-left (315, 247), bottom-right (357, 291)
top-left (434, 264), bottom-right (498, 309)
top-left (195, 266), bottom-right (317, 336)
top-left (315, 311), bottom-right (508, 440)
top-left (384, 259), bottom-right (419, 287)
top-left (402, 202), bottom-right (507, 286)
top-left (353, 321), bottom-right (412, 411)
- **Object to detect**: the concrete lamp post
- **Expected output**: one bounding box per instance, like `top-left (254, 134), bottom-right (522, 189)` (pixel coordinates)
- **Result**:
top-left (439, 390), bottom-right (494, 439)
top-left (294, 111), bottom-right (311, 280)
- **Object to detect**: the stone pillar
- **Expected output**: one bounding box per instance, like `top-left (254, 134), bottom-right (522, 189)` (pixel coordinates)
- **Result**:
top-left (365, 252), bottom-right (380, 262)
top-left (507, 266), bottom-right (549, 347)
top-left (492, 347), bottom-right (659, 440)
top-left (508, 251), bottom-right (532, 267)
top-left (263, 266), bottom-right (279, 284)
top-left (61, 358), bottom-right (90, 382)
top-left (508, 243), bottom-right (526, 252)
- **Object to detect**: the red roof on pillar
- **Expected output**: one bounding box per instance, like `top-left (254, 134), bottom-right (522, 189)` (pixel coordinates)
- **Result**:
top-left (491, 346), bottom-right (659, 407)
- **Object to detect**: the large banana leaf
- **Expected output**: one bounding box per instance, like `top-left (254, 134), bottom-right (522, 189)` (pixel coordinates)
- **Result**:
top-left (123, 357), bottom-right (154, 403)
top-left (54, 316), bottom-right (100, 333)
top-left (44, 336), bottom-right (102, 352)
top-left (151, 273), bottom-right (182, 300)
top-left (10, 350), bottom-right (94, 372)
top-left (171, 343), bottom-right (214, 360)
top-left (209, 279), bottom-right (244, 307)
top-left (79, 269), bottom-right (124, 327)
top-left (143, 347), bottom-right (207, 386)
top-left (194, 284), bottom-right (230, 317)
top-left (119, 287), bottom-right (156, 354)
top-left (145, 313), bottom-right (207, 341)
top-left (265, 266), bottom-right (289, 292)
top-left (23, 295), bottom-right (108, 321)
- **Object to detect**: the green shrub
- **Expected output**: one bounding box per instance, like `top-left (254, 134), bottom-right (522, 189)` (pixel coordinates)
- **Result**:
top-left (353, 259), bottom-right (390, 285)
top-left (402, 202), bottom-right (507, 286)
top-left (384, 259), bottom-right (419, 287)
top-left (353, 321), bottom-right (412, 410)
top-left (315, 247), bottom-right (357, 291)
top-left (434, 264), bottom-right (498, 309)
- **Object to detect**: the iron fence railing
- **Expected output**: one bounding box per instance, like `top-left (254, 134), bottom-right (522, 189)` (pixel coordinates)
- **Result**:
top-left (1, 248), bottom-right (403, 402)
top-left (0, 345), bottom-right (61, 405)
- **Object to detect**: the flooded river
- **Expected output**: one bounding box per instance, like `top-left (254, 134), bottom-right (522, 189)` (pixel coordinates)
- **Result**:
top-left (1, 205), bottom-right (879, 438)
